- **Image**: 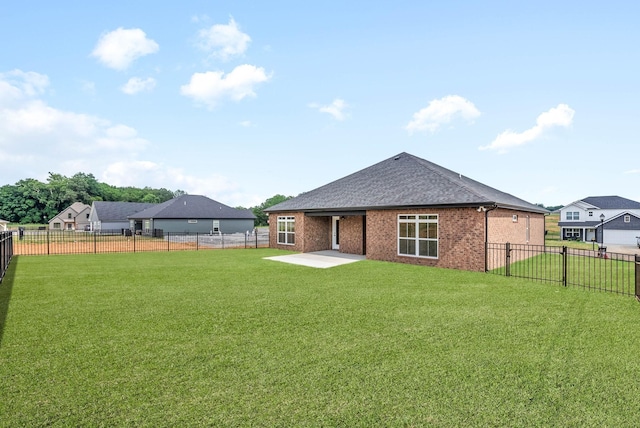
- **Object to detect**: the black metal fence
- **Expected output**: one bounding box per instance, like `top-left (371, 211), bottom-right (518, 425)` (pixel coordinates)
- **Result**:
top-left (11, 229), bottom-right (269, 256)
top-left (487, 242), bottom-right (640, 298)
top-left (0, 231), bottom-right (13, 284)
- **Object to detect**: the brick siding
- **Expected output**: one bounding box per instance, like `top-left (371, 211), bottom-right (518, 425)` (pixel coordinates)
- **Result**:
top-left (269, 207), bottom-right (545, 272)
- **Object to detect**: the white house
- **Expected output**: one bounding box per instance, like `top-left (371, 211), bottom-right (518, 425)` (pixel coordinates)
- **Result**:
top-left (558, 196), bottom-right (640, 246)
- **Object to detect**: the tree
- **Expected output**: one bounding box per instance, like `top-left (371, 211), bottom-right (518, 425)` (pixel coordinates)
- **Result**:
top-left (0, 172), bottom-right (181, 225)
top-left (252, 194), bottom-right (293, 226)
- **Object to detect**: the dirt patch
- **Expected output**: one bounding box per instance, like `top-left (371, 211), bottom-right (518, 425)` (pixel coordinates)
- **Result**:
top-left (13, 239), bottom-right (196, 255)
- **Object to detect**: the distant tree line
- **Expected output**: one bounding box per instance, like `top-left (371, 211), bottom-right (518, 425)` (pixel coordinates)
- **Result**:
top-left (0, 172), bottom-right (294, 227)
top-left (536, 203), bottom-right (563, 212)
top-left (0, 172), bottom-right (183, 224)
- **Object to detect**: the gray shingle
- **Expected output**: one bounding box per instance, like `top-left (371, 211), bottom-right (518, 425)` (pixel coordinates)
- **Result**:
top-left (581, 196), bottom-right (640, 210)
top-left (93, 201), bottom-right (157, 221)
top-left (266, 152), bottom-right (547, 213)
top-left (128, 195), bottom-right (255, 220)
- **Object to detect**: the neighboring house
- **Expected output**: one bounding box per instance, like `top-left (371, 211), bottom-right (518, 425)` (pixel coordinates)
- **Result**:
top-left (558, 196), bottom-right (640, 246)
top-left (0, 219), bottom-right (8, 231)
top-left (89, 201), bottom-right (157, 232)
top-left (48, 202), bottom-right (91, 231)
top-left (265, 152), bottom-right (547, 272)
top-left (128, 194), bottom-right (256, 234)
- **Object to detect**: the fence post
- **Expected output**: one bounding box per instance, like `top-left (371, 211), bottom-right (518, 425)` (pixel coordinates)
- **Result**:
top-left (562, 246), bottom-right (568, 287)
top-left (635, 255), bottom-right (640, 302)
top-left (94, 231), bottom-right (97, 254)
top-left (47, 229), bottom-right (50, 255)
top-left (505, 242), bottom-right (511, 277)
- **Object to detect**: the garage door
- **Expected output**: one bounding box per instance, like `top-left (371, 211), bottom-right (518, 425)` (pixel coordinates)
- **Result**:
top-left (604, 230), bottom-right (640, 246)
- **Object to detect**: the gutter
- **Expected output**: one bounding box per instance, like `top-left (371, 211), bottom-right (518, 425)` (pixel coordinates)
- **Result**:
top-left (483, 204), bottom-right (499, 272)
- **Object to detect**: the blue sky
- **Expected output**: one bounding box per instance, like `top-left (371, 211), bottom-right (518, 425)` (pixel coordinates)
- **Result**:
top-left (1, 1), bottom-right (638, 208)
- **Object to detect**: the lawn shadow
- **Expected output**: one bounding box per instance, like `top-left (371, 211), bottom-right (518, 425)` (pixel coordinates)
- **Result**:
top-left (0, 256), bottom-right (17, 348)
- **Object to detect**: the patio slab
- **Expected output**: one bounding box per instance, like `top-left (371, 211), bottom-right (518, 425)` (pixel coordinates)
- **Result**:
top-left (264, 250), bottom-right (365, 268)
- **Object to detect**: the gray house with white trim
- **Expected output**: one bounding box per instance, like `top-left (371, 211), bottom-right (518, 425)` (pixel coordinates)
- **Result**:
top-left (89, 201), bottom-right (157, 232)
top-left (128, 194), bottom-right (256, 234)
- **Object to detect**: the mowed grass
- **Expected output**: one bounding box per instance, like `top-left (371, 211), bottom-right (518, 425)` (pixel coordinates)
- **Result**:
top-left (1, 250), bottom-right (640, 427)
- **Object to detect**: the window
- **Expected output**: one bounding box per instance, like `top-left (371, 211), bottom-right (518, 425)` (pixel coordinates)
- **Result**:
top-left (588, 211), bottom-right (593, 217)
top-left (398, 214), bottom-right (438, 258)
top-left (53, 222), bottom-right (61, 229)
top-left (565, 211), bottom-right (579, 220)
top-left (512, 215), bottom-right (518, 223)
top-left (624, 215), bottom-right (630, 223)
top-left (277, 216), bottom-right (295, 245)
top-left (565, 228), bottom-right (580, 238)
top-left (67, 213), bottom-right (72, 219)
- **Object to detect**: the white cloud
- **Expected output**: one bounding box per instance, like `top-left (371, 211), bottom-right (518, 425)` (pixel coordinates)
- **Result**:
top-left (480, 104), bottom-right (575, 153)
top-left (624, 169), bottom-right (640, 174)
top-left (101, 161), bottom-right (255, 205)
top-left (0, 70), bottom-right (49, 108)
top-left (121, 77), bottom-right (156, 94)
top-left (196, 17), bottom-right (251, 61)
top-left (180, 64), bottom-right (271, 108)
top-left (405, 95), bottom-right (480, 134)
top-left (0, 69), bottom-right (147, 173)
top-left (91, 28), bottom-right (159, 70)
top-left (309, 98), bottom-right (349, 121)
top-left (239, 120), bottom-right (253, 127)
top-left (0, 69), bottom-right (259, 206)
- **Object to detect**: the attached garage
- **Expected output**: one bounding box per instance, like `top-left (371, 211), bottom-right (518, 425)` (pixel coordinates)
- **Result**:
top-left (603, 230), bottom-right (639, 246)
top-left (600, 212), bottom-right (640, 246)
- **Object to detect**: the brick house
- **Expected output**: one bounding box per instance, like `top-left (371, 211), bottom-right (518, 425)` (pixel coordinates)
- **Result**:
top-left (265, 152), bottom-right (547, 272)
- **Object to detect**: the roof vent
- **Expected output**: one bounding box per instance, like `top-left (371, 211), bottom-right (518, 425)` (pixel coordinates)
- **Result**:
top-left (394, 156), bottom-right (401, 160)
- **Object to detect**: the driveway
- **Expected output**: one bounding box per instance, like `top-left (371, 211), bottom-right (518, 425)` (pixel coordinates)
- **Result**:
top-left (605, 245), bottom-right (640, 256)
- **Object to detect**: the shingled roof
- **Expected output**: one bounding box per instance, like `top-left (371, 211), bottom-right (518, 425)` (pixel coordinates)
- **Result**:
top-left (579, 196), bottom-right (640, 210)
top-left (92, 201), bottom-right (157, 221)
top-left (129, 194), bottom-right (255, 220)
top-left (266, 152), bottom-right (547, 214)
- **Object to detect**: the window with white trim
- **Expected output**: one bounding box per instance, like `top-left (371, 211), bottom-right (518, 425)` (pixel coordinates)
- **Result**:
top-left (398, 214), bottom-right (438, 258)
top-left (566, 211), bottom-right (579, 220)
top-left (624, 215), bottom-right (630, 223)
top-left (565, 228), bottom-right (580, 238)
top-left (277, 216), bottom-right (295, 245)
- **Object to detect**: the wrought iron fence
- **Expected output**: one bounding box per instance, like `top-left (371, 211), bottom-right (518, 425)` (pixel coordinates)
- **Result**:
top-left (487, 242), bottom-right (640, 298)
top-left (11, 229), bottom-right (269, 256)
top-left (0, 231), bottom-right (13, 284)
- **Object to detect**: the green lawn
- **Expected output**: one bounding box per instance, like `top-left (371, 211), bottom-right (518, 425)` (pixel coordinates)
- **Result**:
top-left (1, 250), bottom-right (640, 427)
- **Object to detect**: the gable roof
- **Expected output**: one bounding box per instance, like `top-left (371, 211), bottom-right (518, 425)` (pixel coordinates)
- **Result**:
top-left (128, 194), bottom-right (256, 220)
top-left (68, 202), bottom-right (90, 213)
top-left (92, 201), bottom-right (157, 221)
top-left (578, 196), bottom-right (640, 210)
top-left (266, 152), bottom-right (547, 214)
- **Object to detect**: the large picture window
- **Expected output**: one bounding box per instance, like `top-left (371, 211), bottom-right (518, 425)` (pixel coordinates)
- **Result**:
top-left (277, 216), bottom-right (295, 245)
top-left (398, 214), bottom-right (438, 258)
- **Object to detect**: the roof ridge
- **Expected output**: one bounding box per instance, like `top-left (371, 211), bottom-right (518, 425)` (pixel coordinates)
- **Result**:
top-left (408, 154), bottom-right (488, 202)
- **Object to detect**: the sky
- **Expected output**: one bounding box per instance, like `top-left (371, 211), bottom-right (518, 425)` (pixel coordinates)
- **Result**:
top-left (1, 1), bottom-right (638, 208)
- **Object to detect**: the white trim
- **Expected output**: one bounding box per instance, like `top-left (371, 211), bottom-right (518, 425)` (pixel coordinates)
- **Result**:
top-left (397, 214), bottom-right (438, 259)
top-left (332, 216), bottom-right (340, 250)
top-left (277, 216), bottom-right (295, 245)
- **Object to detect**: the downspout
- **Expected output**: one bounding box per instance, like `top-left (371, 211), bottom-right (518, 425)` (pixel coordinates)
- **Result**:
top-left (484, 204), bottom-right (498, 272)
